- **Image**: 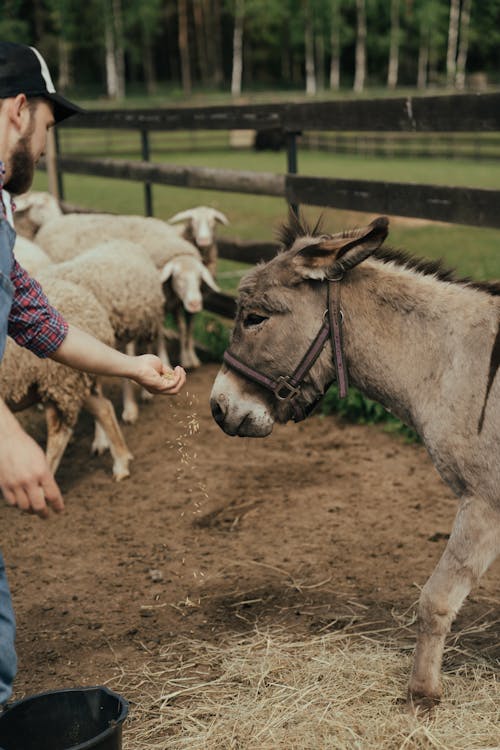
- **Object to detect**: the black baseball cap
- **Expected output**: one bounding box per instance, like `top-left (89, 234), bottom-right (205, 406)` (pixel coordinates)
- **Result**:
top-left (0, 41), bottom-right (84, 123)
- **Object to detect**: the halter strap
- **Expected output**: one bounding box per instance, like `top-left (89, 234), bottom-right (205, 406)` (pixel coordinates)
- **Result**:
top-left (328, 280), bottom-right (349, 398)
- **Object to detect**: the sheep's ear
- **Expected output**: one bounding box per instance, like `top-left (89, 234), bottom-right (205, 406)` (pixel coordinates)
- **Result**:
top-left (168, 209), bottom-right (194, 224)
top-left (213, 210), bottom-right (229, 225)
top-left (200, 264), bottom-right (220, 292)
top-left (13, 193), bottom-right (30, 212)
top-left (294, 217), bottom-right (389, 280)
top-left (160, 261), bottom-right (176, 282)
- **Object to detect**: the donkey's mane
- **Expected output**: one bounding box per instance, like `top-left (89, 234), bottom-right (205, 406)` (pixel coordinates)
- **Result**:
top-left (276, 214), bottom-right (500, 298)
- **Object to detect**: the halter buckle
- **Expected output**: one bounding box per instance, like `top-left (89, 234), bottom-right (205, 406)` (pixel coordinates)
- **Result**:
top-left (274, 376), bottom-right (300, 401)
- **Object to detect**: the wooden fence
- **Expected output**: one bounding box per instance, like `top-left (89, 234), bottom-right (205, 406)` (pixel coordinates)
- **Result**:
top-left (52, 92), bottom-right (500, 320)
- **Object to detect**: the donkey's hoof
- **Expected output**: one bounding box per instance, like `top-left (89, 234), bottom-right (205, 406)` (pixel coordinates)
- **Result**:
top-left (407, 688), bottom-right (441, 715)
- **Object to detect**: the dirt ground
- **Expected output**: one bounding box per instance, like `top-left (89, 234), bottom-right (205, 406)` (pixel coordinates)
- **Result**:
top-left (4, 363), bottom-right (500, 701)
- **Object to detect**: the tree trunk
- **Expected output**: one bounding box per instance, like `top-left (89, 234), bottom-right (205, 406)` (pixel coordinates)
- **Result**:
top-left (142, 25), bottom-right (157, 95)
top-left (316, 30), bottom-right (325, 91)
top-left (387, 0), bottom-right (400, 89)
top-left (304, 0), bottom-right (316, 95)
top-left (417, 39), bottom-right (429, 89)
top-left (211, 0), bottom-right (224, 86)
top-left (57, 37), bottom-right (72, 91)
top-left (455, 0), bottom-right (471, 90)
top-left (112, 0), bottom-right (125, 99)
top-left (178, 0), bottom-right (192, 96)
top-left (353, 0), bottom-right (366, 93)
top-left (33, 0), bottom-right (44, 42)
top-left (193, 0), bottom-right (209, 85)
top-left (104, 8), bottom-right (119, 99)
top-left (165, 2), bottom-right (180, 82)
top-left (446, 0), bottom-right (460, 87)
top-left (329, 0), bottom-right (341, 90)
top-left (231, 0), bottom-right (244, 97)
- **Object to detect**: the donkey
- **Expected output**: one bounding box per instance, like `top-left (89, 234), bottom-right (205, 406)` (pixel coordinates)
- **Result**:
top-left (210, 214), bottom-right (500, 708)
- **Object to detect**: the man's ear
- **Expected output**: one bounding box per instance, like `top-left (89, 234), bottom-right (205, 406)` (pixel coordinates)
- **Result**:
top-left (294, 216), bottom-right (389, 280)
top-left (7, 94), bottom-right (29, 132)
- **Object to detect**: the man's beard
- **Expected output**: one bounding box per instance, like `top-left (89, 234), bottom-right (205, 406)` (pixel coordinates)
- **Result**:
top-left (4, 137), bottom-right (35, 196)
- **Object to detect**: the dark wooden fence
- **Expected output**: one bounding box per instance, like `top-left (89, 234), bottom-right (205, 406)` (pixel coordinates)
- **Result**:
top-left (52, 92), bottom-right (500, 320)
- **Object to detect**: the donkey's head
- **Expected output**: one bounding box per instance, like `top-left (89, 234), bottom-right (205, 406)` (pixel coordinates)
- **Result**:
top-left (210, 215), bottom-right (389, 436)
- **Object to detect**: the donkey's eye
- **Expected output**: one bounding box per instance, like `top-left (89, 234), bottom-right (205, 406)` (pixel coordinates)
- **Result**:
top-left (244, 313), bottom-right (269, 328)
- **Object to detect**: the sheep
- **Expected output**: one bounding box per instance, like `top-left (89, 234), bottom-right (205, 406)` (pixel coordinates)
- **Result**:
top-left (168, 206), bottom-right (229, 278)
top-left (13, 235), bottom-right (52, 277)
top-left (36, 213), bottom-right (219, 370)
top-left (0, 277), bottom-right (132, 481)
top-left (45, 239), bottom-right (165, 425)
top-left (13, 190), bottom-right (63, 239)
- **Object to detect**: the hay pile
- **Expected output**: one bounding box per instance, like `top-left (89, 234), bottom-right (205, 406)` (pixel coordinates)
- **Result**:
top-left (116, 625), bottom-right (500, 749)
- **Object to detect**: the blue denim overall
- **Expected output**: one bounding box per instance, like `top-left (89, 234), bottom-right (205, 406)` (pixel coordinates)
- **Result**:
top-left (0, 217), bottom-right (17, 705)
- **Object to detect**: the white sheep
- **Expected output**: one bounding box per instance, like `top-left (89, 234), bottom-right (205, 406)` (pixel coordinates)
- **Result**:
top-left (45, 239), bottom-right (165, 425)
top-left (13, 235), bottom-right (52, 277)
top-left (13, 190), bottom-right (63, 239)
top-left (168, 206), bottom-right (229, 278)
top-left (36, 213), bottom-right (219, 370)
top-left (0, 277), bottom-right (132, 481)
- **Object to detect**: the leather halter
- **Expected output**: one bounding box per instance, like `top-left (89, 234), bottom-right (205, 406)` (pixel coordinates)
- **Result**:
top-left (223, 277), bottom-right (349, 423)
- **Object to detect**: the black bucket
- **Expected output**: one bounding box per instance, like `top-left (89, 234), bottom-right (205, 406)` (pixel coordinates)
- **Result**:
top-left (0, 686), bottom-right (128, 750)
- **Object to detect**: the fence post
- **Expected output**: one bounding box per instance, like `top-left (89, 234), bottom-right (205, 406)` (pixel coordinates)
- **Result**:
top-left (141, 129), bottom-right (153, 217)
top-left (45, 128), bottom-right (60, 201)
top-left (286, 130), bottom-right (300, 217)
top-left (53, 128), bottom-right (64, 200)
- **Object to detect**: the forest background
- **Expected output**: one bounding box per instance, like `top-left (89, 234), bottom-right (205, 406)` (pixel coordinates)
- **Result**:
top-left (1, 0), bottom-right (499, 103)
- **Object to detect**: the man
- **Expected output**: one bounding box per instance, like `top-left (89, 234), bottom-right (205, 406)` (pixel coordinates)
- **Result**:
top-left (0, 41), bottom-right (186, 704)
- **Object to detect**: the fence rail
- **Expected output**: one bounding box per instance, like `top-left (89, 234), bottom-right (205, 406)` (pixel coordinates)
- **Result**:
top-left (53, 155), bottom-right (500, 229)
top-left (62, 93), bottom-right (500, 133)
top-left (50, 92), bottom-right (500, 322)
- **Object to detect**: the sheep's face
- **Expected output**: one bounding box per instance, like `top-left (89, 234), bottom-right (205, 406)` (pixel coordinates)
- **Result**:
top-left (191, 211), bottom-right (216, 248)
top-left (160, 257), bottom-right (219, 314)
top-left (169, 207), bottom-right (229, 249)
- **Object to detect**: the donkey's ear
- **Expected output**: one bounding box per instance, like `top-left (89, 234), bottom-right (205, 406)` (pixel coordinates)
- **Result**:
top-left (295, 217), bottom-right (389, 280)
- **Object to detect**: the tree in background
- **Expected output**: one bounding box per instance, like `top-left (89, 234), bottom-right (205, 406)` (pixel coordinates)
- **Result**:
top-left (0, 0), bottom-right (29, 41)
top-left (177, 0), bottom-right (192, 95)
top-left (387, 0), bottom-right (400, 88)
top-left (231, 0), bottom-right (244, 95)
top-left (455, 0), bottom-right (472, 89)
top-left (415, 0), bottom-right (447, 88)
top-left (446, 0), bottom-right (460, 85)
top-left (1, 0), bottom-right (498, 98)
top-left (353, 0), bottom-right (366, 92)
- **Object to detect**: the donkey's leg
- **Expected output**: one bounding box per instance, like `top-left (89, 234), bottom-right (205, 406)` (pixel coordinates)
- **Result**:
top-left (84, 393), bottom-right (133, 481)
top-left (122, 341), bottom-right (139, 424)
top-left (409, 495), bottom-right (500, 708)
top-left (45, 404), bottom-right (74, 476)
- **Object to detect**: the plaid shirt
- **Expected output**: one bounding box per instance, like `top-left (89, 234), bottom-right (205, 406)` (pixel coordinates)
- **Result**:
top-left (1, 162), bottom-right (68, 357)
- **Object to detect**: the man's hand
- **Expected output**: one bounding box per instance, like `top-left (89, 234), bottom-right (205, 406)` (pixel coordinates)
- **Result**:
top-left (52, 327), bottom-right (186, 395)
top-left (129, 355), bottom-right (187, 395)
top-left (0, 405), bottom-right (64, 519)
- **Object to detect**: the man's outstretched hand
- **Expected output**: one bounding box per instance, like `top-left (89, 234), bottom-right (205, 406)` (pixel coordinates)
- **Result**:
top-left (129, 355), bottom-right (187, 395)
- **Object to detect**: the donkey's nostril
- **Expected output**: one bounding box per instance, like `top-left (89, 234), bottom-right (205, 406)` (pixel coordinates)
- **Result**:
top-left (210, 397), bottom-right (227, 426)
